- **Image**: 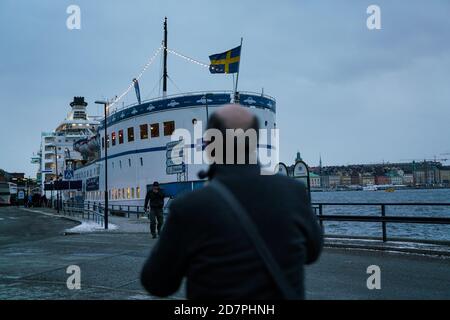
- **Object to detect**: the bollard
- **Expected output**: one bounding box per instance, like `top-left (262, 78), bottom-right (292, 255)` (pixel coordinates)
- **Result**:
top-left (381, 204), bottom-right (387, 242)
top-left (318, 204), bottom-right (324, 230)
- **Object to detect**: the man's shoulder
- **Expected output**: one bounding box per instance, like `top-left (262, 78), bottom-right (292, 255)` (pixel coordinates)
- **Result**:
top-left (168, 185), bottom-right (216, 215)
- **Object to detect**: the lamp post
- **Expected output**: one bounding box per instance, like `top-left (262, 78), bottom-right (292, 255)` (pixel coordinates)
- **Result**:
top-left (58, 173), bottom-right (62, 212)
top-left (52, 145), bottom-right (60, 213)
top-left (95, 100), bottom-right (109, 230)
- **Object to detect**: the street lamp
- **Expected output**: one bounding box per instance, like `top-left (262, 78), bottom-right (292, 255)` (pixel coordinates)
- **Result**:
top-left (58, 173), bottom-right (63, 213)
top-left (51, 144), bottom-right (60, 213)
top-left (95, 100), bottom-right (109, 230)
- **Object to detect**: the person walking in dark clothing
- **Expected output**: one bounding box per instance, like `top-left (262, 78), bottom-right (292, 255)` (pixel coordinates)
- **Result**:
top-left (144, 181), bottom-right (165, 238)
top-left (141, 104), bottom-right (323, 299)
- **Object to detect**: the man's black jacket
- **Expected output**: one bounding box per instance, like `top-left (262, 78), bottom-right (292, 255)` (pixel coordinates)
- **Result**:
top-left (141, 164), bottom-right (323, 299)
top-left (144, 189), bottom-right (165, 209)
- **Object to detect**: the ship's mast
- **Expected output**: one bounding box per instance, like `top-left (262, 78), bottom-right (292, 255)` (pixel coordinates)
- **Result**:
top-left (163, 17), bottom-right (168, 97)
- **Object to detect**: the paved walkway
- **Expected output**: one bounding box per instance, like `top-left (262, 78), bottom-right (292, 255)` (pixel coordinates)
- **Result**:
top-left (30, 207), bottom-right (450, 257)
top-left (23, 207), bottom-right (151, 233)
top-left (1, 206), bottom-right (449, 299)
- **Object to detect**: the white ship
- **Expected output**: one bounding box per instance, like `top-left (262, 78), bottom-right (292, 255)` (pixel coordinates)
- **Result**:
top-left (34, 97), bottom-right (100, 202)
top-left (34, 19), bottom-right (277, 207)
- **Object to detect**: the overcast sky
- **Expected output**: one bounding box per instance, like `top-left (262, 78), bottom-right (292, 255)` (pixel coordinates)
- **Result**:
top-left (1, 0), bottom-right (449, 177)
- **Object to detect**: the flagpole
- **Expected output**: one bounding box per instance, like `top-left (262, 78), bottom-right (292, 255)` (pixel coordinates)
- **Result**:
top-left (234, 37), bottom-right (243, 103)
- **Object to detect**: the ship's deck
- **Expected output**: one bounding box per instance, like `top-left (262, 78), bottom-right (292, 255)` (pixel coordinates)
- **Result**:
top-left (100, 91), bottom-right (276, 129)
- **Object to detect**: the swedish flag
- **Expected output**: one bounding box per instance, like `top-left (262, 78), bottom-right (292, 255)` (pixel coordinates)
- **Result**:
top-left (209, 45), bottom-right (241, 74)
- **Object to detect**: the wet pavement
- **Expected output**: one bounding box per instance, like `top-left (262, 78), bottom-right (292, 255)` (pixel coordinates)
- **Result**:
top-left (0, 206), bottom-right (449, 300)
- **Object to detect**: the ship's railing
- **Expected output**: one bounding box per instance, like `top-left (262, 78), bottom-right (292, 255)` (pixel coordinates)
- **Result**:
top-left (109, 90), bottom-right (276, 114)
top-left (312, 202), bottom-right (450, 243)
top-left (62, 200), bottom-right (104, 227)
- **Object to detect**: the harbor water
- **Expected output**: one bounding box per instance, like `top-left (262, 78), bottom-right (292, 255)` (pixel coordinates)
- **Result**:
top-left (311, 189), bottom-right (450, 241)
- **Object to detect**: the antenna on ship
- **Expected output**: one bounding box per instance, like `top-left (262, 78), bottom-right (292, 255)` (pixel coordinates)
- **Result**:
top-left (162, 17), bottom-right (168, 97)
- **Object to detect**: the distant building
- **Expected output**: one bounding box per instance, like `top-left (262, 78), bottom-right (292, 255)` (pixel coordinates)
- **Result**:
top-left (375, 175), bottom-right (390, 185)
top-left (340, 174), bottom-right (351, 186)
top-left (402, 173), bottom-right (414, 185)
top-left (439, 168), bottom-right (450, 185)
top-left (414, 170), bottom-right (438, 185)
top-left (361, 174), bottom-right (375, 186)
top-left (309, 173), bottom-right (321, 188)
top-left (390, 175), bottom-right (403, 185)
top-left (350, 173), bottom-right (361, 185)
top-left (322, 175), bottom-right (341, 188)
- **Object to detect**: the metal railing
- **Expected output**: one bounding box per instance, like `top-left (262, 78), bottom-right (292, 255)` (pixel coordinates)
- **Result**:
top-left (61, 200), bottom-right (450, 243)
top-left (108, 204), bottom-right (147, 218)
top-left (312, 202), bottom-right (450, 242)
top-left (109, 90), bottom-right (276, 114)
top-left (62, 200), bottom-right (105, 227)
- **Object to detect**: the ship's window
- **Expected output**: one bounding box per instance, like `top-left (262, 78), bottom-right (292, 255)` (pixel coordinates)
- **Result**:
top-left (164, 121), bottom-right (175, 136)
top-left (140, 157), bottom-right (143, 166)
top-left (109, 190), bottom-right (111, 200)
top-left (119, 160), bottom-right (122, 169)
top-left (111, 132), bottom-right (116, 146)
top-left (118, 130), bottom-right (124, 144)
top-left (127, 187), bottom-right (131, 199)
top-left (192, 118), bottom-right (197, 125)
top-left (131, 188), bottom-right (135, 199)
top-left (127, 127), bottom-right (135, 142)
top-left (136, 187), bottom-right (140, 199)
top-left (112, 162), bottom-right (114, 169)
top-left (106, 135), bottom-right (110, 148)
top-left (265, 121), bottom-right (268, 127)
top-left (128, 159), bottom-right (131, 167)
top-left (140, 124), bottom-right (148, 139)
top-left (150, 123), bottom-right (160, 138)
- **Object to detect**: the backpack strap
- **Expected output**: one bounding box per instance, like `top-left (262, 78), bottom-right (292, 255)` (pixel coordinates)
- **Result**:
top-left (209, 179), bottom-right (300, 300)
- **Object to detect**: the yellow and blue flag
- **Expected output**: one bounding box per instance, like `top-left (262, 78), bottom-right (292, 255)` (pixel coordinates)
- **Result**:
top-left (209, 45), bottom-right (241, 74)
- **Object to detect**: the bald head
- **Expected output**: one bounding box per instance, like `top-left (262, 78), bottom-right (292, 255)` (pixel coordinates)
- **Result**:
top-left (207, 103), bottom-right (260, 165)
top-left (213, 104), bottom-right (255, 131)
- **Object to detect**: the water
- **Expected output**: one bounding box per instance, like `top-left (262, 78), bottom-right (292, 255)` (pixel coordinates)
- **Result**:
top-left (311, 189), bottom-right (450, 241)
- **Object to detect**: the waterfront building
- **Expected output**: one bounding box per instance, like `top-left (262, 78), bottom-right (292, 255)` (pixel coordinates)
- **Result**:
top-left (340, 174), bottom-right (352, 186)
top-left (402, 173), bottom-right (414, 186)
top-left (375, 175), bottom-right (390, 185)
top-left (350, 173), bottom-right (361, 185)
top-left (439, 168), bottom-right (450, 185)
top-left (387, 172), bottom-right (403, 185)
top-left (361, 173), bottom-right (375, 186)
top-left (328, 175), bottom-right (341, 188)
top-left (309, 173), bottom-right (321, 188)
top-left (414, 170), bottom-right (437, 185)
